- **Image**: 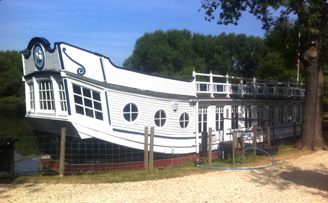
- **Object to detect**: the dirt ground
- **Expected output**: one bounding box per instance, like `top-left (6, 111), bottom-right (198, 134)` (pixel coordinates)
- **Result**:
top-left (1, 150), bottom-right (328, 202)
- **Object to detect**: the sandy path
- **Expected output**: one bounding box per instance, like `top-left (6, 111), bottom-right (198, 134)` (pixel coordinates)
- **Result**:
top-left (1, 150), bottom-right (328, 202)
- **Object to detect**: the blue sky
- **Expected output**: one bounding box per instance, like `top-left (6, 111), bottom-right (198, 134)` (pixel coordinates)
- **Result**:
top-left (1, 0), bottom-right (266, 67)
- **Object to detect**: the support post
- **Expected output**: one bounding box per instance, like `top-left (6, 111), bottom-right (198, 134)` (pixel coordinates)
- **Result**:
top-left (232, 131), bottom-right (237, 165)
top-left (293, 122), bottom-right (296, 141)
top-left (144, 127), bottom-right (149, 170)
top-left (253, 124), bottom-right (257, 155)
top-left (208, 128), bottom-right (212, 164)
top-left (59, 127), bottom-right (66, 177)
top-left (241, 137), bottom-right (245, 164)
top-left (37, 155), bottom-right (41, 172)
top-left (149, 127), bottom-right (154, 171)
top-left (267, 124), bottom-right (270, 146)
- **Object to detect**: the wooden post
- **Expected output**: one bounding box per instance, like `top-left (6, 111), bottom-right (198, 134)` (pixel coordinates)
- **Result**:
top-left (253, 124), bottom-right (257, 155)
top-left (37, 155), bottom-right (41, 172)
top-left (59, 127), bottom-right (66, 177)
top-left (241, 137), bottom-right (245, 164)
top-left (208, 128), bottom-right (212, 164)
top-left (144, 127), bottom-right (149, 170)
top-left (149, 127), bottom-right (154, 171)
top-left (267, 124), bottom-right (270, 146)
top-left (293, 122), bottom-right (296, 141)
top-left (232, 131), bottom-right (237, 165)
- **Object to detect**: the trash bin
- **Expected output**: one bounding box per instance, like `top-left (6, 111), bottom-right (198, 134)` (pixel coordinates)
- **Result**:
top-left (0, 136), bottom-right (18, 177)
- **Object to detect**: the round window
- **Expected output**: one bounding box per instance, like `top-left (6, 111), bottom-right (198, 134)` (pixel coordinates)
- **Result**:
top-left (154, 110), bottom-right (166, 127)
top-left (179, 113), bottom-right (189, 129)
top-left (123, 103), bottom-right (138, 122)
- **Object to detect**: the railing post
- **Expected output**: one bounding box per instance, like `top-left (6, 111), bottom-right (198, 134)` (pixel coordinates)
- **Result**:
top-left (284, 82), bottom-right (287, 98)
top-left (275, 81), bottom-right (278, 98)
top-left (253, 76), bottom-right (257, 98)
top-left (226, 72), bottom-right (230, 98)
top-left (210, 71), bottom-right (214, 98)
top-left (264, 79), bottom-right (268, 98)
top-left (240, 75), bottom-right (244, 98)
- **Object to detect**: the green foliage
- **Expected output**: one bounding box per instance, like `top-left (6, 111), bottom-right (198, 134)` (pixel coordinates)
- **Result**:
top-left (0, 51), bottom-right (24, 98)
top-left (124, 29), bottom-right (266, 79)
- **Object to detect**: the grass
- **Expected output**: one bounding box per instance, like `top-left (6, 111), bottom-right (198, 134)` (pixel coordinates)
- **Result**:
top-left (1, 142), bottom-right (314, 185)
top-left (2, 114), bottom-right (327, 185)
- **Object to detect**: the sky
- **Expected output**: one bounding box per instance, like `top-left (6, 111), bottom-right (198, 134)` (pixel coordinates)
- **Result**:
top-left (0, 0), bottom-right (266, 67)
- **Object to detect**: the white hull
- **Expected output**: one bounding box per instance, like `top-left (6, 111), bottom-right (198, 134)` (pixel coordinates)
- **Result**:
top-left (22, 37), bottom-right (304, 162)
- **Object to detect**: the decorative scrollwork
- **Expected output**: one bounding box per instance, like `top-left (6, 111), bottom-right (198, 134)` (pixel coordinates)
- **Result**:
top-left (62, 48), bottom-right (86, 75)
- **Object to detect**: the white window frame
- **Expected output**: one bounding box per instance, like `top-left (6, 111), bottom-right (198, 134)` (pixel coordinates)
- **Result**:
top-left (216, 106), bottom-right (224, 131)
top-left (179, 112), bottom-right (189, 129)
top-left (278, 105), bottom-right (284, 125)
top-left (198, 107), bottom-right (207, 133)
top-left (287, 105), bottom-right (293, 124)
top-left (122, 103), bottom-right (138, 122)
top-left (154, 109), bottom-right (167, 128)
top-left (72, 84), bottom-right (104, 121)
top-left (37, 79), bottom-right (54, 111)
top-left (245, 105), bottom-right (252, 128)
top-left (258, 105), bottom-right (264, 128)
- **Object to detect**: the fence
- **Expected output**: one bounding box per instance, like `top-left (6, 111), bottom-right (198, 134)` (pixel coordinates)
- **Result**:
top-left (1, 126), bottom-right (218, 177)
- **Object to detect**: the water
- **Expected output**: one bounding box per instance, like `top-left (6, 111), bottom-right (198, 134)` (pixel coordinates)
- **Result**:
top-left (0, 103), bottom-right (42, 176)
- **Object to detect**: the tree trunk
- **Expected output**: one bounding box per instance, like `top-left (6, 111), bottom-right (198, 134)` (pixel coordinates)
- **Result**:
top-left (295, 2), bottom-right (328, 150)
top-left (295, 42), bottom-right (327, 150)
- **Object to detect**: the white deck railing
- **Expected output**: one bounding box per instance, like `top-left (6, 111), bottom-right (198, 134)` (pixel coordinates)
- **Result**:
top-left (193, 71), bottom-right (305, 99)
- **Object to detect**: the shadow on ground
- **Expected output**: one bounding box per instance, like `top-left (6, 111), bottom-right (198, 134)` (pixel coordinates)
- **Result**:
top-left (248, 162), bottom-right (328, 198)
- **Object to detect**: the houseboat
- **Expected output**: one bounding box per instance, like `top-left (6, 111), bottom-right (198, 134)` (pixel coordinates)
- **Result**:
top-left (22, 37), bottom-right (304, 164)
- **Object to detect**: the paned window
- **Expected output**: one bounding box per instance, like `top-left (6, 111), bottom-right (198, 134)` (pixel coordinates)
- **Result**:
top-left (296, 105), bottom-right (301, 123)
top-left (216, 106), bottom-right (224, 131)
top-left (179, 113), bottom-right (189, 129)
top-left (198, 107), bottom-right (207, 133)
top-left (245, 106), bottom-right (252, 128)
top-left (38, 80), bottom-right (54, 110)
top-left (279, 105), bottom-right (284, 125)
top-left (29, 83), bottom-right (35, 110)
top-left (73, 84), bottom-right (103, 120)
top-left (269, 105), bottom-right (275, 126)
top-left (231, 106), bottom-right (238, 130)
top-left (154, 110), bottom-right (166, 127)
top-left (258, 105), bottom-right (264, 128)
top-left (59, 82), bottom-right (67, 111)
top-left (287, 105), bottom-right (293, 124)
top-left (123, 103), bottom-right (138, 122)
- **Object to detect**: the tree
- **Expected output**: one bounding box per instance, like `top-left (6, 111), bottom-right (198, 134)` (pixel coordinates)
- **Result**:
top-left (200, 0), bottom-right (328, 150)
top-left (0, 51), bottom-right (24, 99)
top-left (258, 18), bottom-right (303, 82)
top-left (124, 29), bottom-right (266, 79)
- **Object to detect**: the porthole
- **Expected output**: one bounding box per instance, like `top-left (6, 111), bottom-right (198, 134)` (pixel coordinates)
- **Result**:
top-left (179, 113), bottom-right (189, 129)
top-left (123, 103), bottom-right (138, 122)
top-left (154, 110), bottom-right (166, 127)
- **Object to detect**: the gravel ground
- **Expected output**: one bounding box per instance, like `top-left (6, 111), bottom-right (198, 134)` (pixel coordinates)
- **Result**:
top-left (1, 150), bottom-right (328, 203)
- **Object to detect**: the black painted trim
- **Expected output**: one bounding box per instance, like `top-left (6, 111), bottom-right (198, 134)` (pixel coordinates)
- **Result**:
top-left (100, 58), bottom-right (106, 81)
top-left (64, 79), bottom-right (71, 115)
top-left (113, 128), bottom-right (196, 140)
top-left (105, 91), bottom-right (111, 125)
